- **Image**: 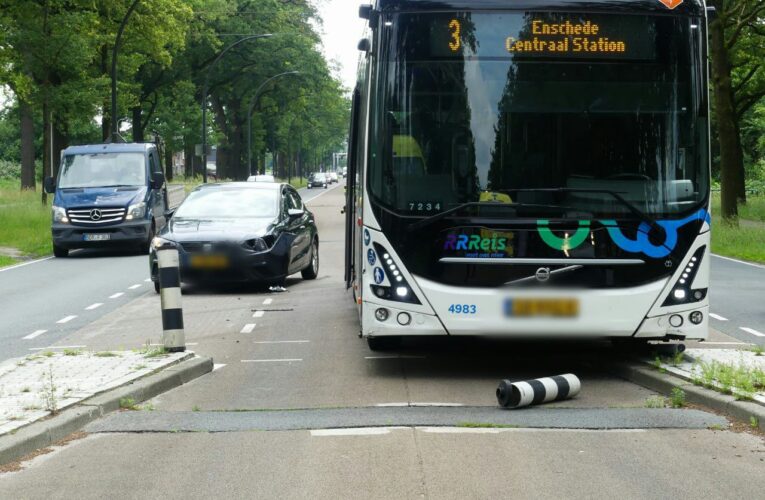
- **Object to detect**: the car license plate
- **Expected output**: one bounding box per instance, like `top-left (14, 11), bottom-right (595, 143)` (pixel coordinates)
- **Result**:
top-left (190, 254), bottom-right (229, 269)
top-left (504, 298), bottom-right (579, 318)
top-left (83, 233), bottom-right (110, 242)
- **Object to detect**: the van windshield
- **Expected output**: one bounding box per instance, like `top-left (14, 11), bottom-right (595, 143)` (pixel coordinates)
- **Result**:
top-left (58, 153), bottom-right (147, 189)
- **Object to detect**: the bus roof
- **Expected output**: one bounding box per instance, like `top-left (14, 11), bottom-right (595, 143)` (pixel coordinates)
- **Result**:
top-left (374, 0), bottom-right (705, 15)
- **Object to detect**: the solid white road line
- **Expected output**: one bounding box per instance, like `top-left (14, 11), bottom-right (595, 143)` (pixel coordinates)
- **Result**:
top-left (240, 324), bottom-right (256, 334)
top-left (311, 427), bottom-right (407, 437)
top-left (702, 342), bottom-right (748, 345)
top-left (56, 315), bottom-right (77, 324)
top-left (22, 330), bottom-right (47, 340)
top-left (740, 327), bottom-right (765, 337)
top-left (263, 298), bottom-right (273, 305)
top-left (712, 253), bottom-right (765, 270)
top-left (128, 284), bottom-right (142, 290)
top-left (302, 181), bottom-right (343, 203)
top-left (30, 345), bottom-right (86, 351)
top-left (253, 311), bottom-right (265, 318)
top-left (253, 340), bottom-right (310, 344)
top-left (240, 359), bottom-right (303, 363)
top-left (109, 292), bottom-right (124, 299)
top-left (0, 256), bottom-right (54, 273)
top-left (709, 313), bottom-right (728, 321)
top-left (187, 342), bottom-right (199, 346)
top-left (85, 303), bottom-right (103, 311)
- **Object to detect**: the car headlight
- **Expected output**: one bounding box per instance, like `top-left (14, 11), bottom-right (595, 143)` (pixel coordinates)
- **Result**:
top-left (151, 236), bottom-right (173, 251)
top-left (52, 206), bottom-right (68, 224)
top-left (126, 202), bottom-right (147, 220)
top-left (244, 238), bottom-right (268, 252)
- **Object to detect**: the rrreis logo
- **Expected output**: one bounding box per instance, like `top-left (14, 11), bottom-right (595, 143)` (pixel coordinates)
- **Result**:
top-left (658, 0), bottom-right (683, 9)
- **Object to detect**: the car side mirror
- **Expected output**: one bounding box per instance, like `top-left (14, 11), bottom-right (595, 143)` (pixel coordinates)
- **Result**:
top-left (288, 208), bottom-right (304, 219)
top-left (151, 172), bottom-right (165, 190)
top-left (44, 176), bottom-right (56, 194)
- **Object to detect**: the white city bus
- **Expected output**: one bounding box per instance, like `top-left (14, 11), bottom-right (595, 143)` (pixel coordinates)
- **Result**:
top-left (345, 0), bottom-right (712, 350)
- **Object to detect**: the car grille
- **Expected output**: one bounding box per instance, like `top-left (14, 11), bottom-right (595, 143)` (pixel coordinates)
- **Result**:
top-left (67, 207), bottom-right (126, 225)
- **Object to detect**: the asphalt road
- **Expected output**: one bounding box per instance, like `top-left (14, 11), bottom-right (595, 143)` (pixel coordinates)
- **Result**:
top-left (0, 181), bottom-right (344, 363)
top-left (2, 181), bottom-right (764, 499)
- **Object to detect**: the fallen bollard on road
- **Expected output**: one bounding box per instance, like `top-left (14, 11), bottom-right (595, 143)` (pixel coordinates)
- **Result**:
top-left (496, 374), bottom-right (581, 409)
top-left (157, 241), bottom-right (186, 353)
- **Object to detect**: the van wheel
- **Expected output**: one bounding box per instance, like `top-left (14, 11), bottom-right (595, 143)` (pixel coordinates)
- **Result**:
top-left (139, 222), bottom-right (155, 255)
top-left (154, 280), bottom-right (160, 294)
top-left (367, 336), bottom-right (402, 351)
top-left (53, 244), bottom-right (69, 258)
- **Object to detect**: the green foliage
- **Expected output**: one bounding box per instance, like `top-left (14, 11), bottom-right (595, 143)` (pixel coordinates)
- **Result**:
top-left (669, 388), bottom-right (686, 408)
top-left (0, 180), bottom-right (51, 259)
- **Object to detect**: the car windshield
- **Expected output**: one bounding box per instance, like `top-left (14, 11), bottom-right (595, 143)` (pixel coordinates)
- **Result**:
top-left (174, 188), bottom-right (278, 218)
top-left (370, 12), bottom-right (709, 218)
top-left (58, 153), bottom-right (147, 188)
top-left (314, 174), bottom-right (325, 181)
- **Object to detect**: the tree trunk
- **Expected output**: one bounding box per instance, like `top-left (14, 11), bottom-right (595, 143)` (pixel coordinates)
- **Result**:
top-left (184, 142), bottom-right (194, 177)
top-left (42, 101), bottom-right (51, 205)
top-left (165, 145), bottom-right (174, 182)
top-left (52, 121), bottom-right (68, 179)
top-left (132, 106), bottom-right (144, 143)
top-left (709, 8), bottom-right (743, 220)
top-left (20, 99), bottom-right (36, 190)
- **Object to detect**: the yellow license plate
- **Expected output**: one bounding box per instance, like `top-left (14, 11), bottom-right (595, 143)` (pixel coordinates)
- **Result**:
top-left (505, 298), bottom-right (579, 318)
top-left (190, 254), bottom-right (229, 269)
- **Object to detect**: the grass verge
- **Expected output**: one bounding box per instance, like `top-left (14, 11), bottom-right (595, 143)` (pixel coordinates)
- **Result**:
top-left (710, 194), bottom-right (765, 263)
top-left (0, 180), bottom-right (51, 265)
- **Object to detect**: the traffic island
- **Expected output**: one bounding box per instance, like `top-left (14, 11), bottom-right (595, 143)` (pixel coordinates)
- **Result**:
top-left (0, 349), bottom-right (213, 466)
top-left (610, 348), bottom-right (765, 432)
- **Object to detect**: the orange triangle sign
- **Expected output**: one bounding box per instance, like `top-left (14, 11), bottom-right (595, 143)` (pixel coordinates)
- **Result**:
top-left (658, 0), bottom-right (683, 8)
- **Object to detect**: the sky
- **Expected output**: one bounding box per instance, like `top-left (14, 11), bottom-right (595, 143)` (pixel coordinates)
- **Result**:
top-left (313, 0), bottom-right (368, 91)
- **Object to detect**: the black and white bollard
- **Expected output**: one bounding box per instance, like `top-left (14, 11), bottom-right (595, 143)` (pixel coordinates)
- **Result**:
top-left (157, 242), bottom-right (186, 352)
top-left (496, 374), bottom-right (581, 409)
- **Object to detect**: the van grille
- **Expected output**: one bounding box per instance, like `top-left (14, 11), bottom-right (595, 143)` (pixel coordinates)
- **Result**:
top-left (68, 207), bottom-right (126, 225)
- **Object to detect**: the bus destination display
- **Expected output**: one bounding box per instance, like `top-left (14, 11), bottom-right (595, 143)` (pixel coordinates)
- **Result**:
top-left (428, 13), bottom-right (658, 60)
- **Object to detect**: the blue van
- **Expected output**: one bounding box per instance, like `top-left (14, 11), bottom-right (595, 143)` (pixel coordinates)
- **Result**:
top-left (44, 143), bottom-right (176, 257)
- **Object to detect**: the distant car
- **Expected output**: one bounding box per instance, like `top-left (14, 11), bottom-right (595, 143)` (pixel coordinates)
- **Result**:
top-left (150, 182), bottom-right (319, 291)
top-left (342, 167), bottom-right (347, 178)
top-left (206, 163), bottom-right (217, 180)
top-left (329, 172), bottom-right (339, 183)
top-left (247, 174), bottom-right (276, 183)
top-left (308, 173), bottom-right (328, 189)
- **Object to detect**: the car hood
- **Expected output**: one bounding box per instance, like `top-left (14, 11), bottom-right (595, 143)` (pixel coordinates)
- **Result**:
top-left (163, 217), bottom-right (276, 242)
top-left (55, 186), bottom-right (146, 208)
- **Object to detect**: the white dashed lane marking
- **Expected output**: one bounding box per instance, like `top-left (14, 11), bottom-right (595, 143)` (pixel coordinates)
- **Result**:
top-left (85, 303), bottom-right (103, 311)
top-left (740, 327), bottom-right (765, 338)
top-left (709, 313), bottom-right (728, 321)
top-left (253, 340), bottom-right (310, 344)
top-left (22, 330), bottom-right (47, 340)
top-left (253, 311), bottom-right (265, 318)
top-left (213, 364), bottom-right (226, 371)
top-left (56, 315), bottom-right (77, 324)
top-left (109, 293), bottom-right (124, 299)
top-left (240, 324), bottom-right (256, 334)
top-left (128, 284), bottom-right (142, 290)
top-left (241, 359), bottom-right (303, 363)
top-left (262, 298), bottom-right (273, 305)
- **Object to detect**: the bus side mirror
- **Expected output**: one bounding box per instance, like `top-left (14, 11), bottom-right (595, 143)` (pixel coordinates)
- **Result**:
top-left (44, 177), bottom-right (56, 194)
top-left (151, 172), bottom-right (165, 190)
top-left (706, 6), bottom-right (717, 22)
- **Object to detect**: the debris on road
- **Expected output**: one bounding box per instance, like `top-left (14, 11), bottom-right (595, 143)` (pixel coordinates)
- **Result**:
top-left (496, 374), bottom-right (581, 409)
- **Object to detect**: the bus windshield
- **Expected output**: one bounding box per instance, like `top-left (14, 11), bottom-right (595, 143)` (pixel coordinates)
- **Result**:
top-left (370, 11), bottom-right (709, 219)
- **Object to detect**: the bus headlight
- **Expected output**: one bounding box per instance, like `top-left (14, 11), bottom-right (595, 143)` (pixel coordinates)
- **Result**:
top-left (126, 202), bottom-right (147, 220)
top-left (369, 242), bottom-right (421, 305)
top-left (662, 246), bottom-right (707, 306)
top-left (52, 206), bottom-right (68, 224)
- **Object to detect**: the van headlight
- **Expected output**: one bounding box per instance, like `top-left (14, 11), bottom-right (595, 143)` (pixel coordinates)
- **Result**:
top-left (126, 202), bottom-right (147, 220)
top-left (151, 236), bottom-right (173, 250)
top-left (52, 206), bottom-right (69, 224)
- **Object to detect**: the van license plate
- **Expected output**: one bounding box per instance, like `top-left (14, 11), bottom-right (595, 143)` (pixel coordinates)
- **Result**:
top-left (83, 234), bottom-right (110, 242)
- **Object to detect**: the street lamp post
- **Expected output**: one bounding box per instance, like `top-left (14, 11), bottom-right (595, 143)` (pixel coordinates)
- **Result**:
top-left (110, 0), bottom-right (141, 143)
top-left (247, 71), bottom-right (300, 175)
top-left (201, 34), bottom-right (273, 183)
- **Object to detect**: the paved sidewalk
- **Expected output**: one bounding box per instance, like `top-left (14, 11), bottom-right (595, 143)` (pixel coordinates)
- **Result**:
top-left (0, 349), bottom-right (191, 435)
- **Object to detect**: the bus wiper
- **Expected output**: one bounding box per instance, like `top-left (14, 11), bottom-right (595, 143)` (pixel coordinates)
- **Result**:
top-left (406, 201), bottom-right (591, 233)
top-left (503, 188), bottom-right (666, 238)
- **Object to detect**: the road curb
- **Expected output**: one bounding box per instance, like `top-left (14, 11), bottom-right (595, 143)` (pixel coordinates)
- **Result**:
top-left (610, 362), bottom-right (765, 432)
top-left (0, 355), bottom-right (213, 466)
